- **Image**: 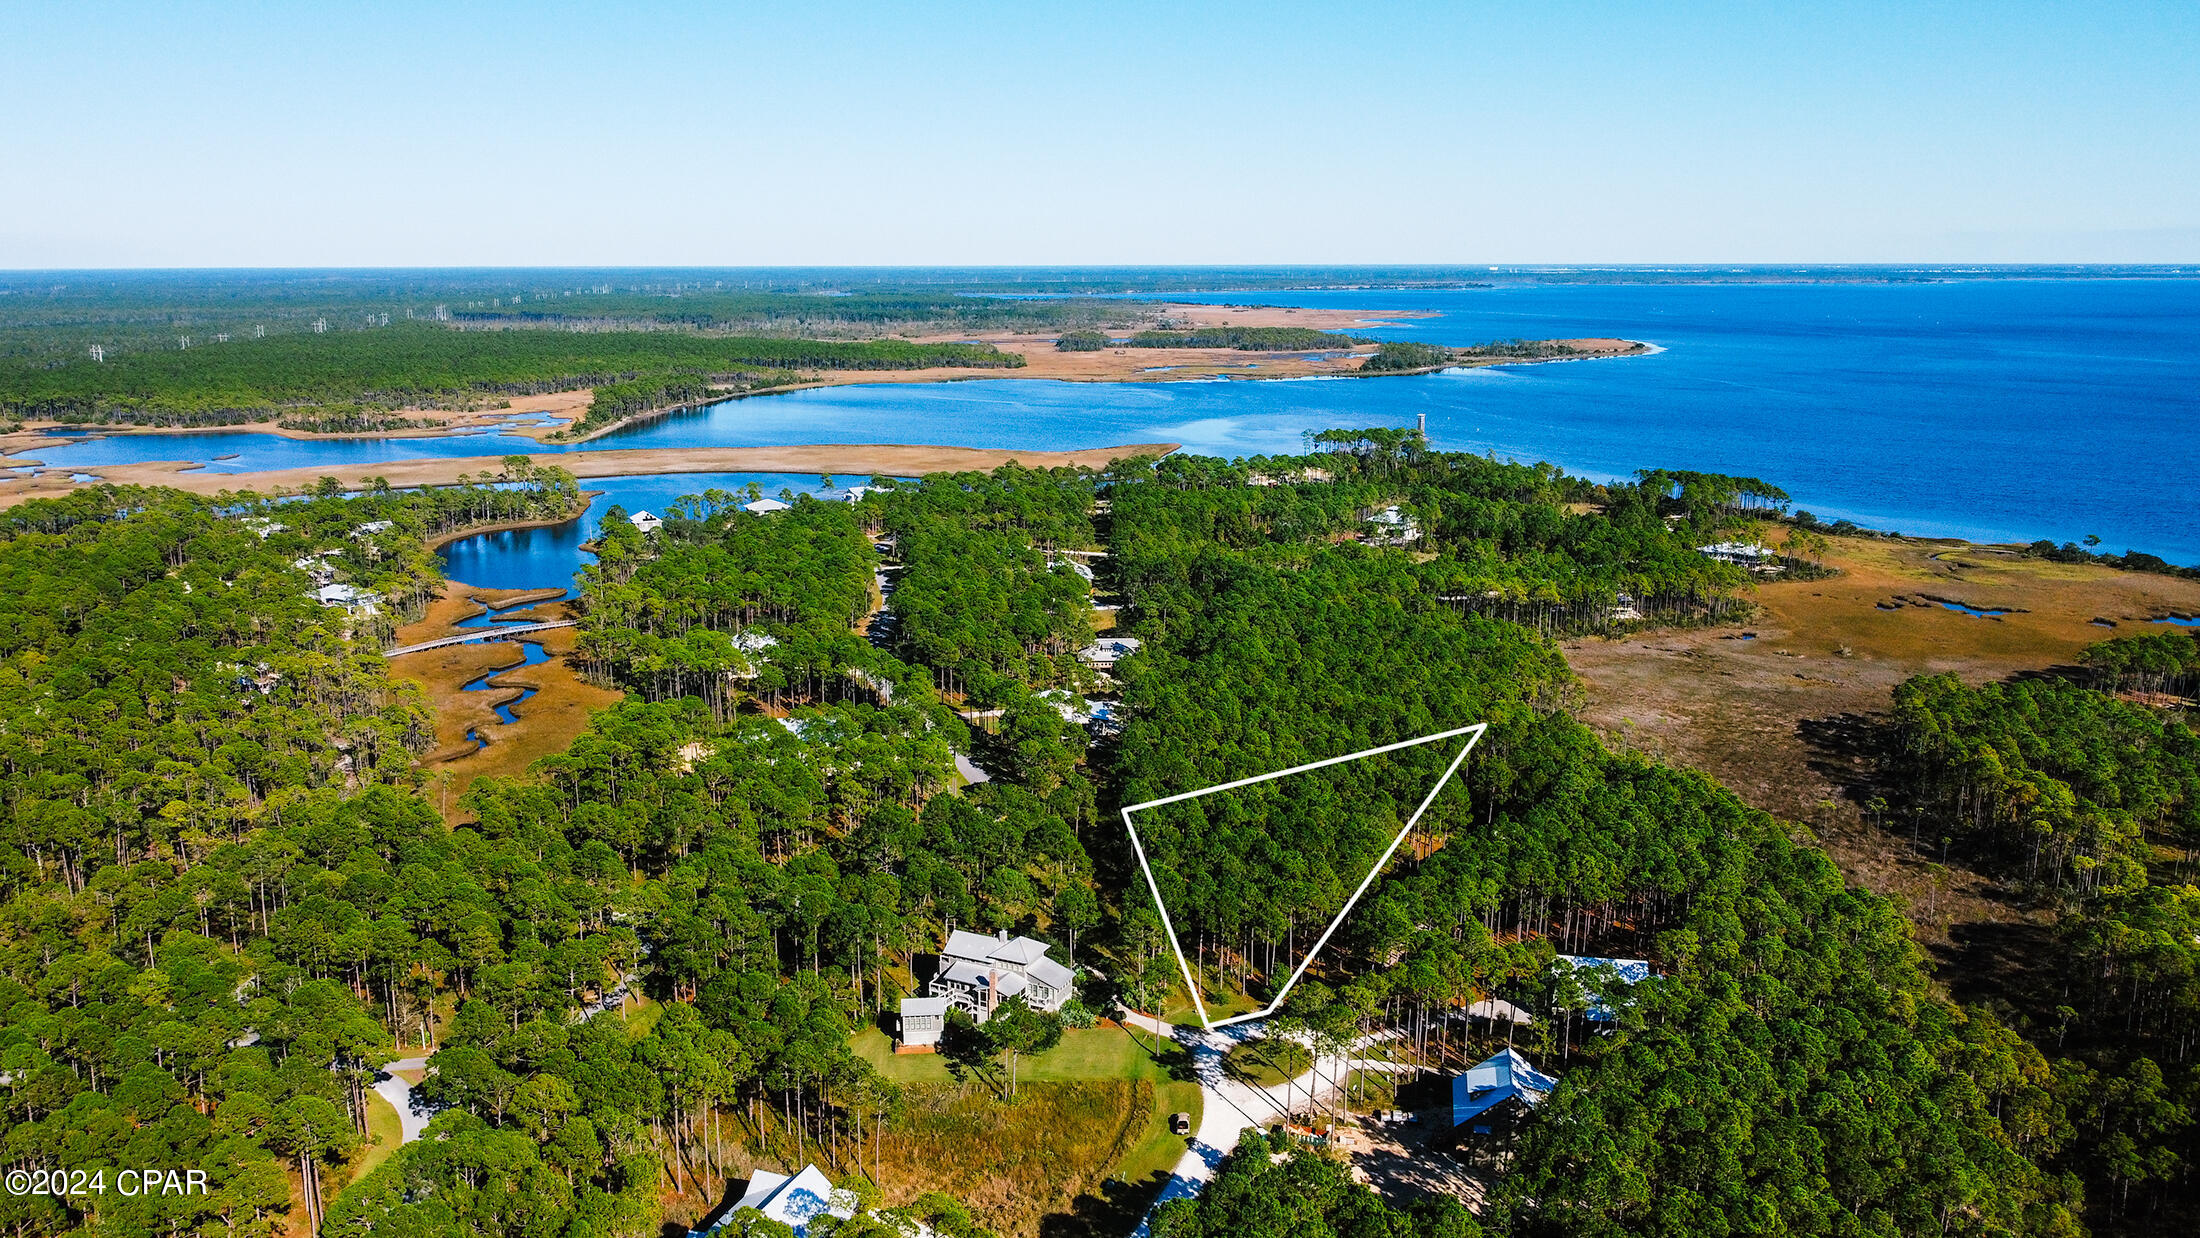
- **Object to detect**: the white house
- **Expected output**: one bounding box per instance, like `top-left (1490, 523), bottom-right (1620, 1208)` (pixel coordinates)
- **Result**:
top-left (629, 511), bottom-right (663, 533)
top-left (1076, 636), bottom-right (1143, 668)
top-left (315, 583), bottom-right (381, 616)
top-left (691, 1164), bottom-right (854, 1238)
top-left (1697, 542), bottom-right (1778, 570)
top-left (921, 929), bottom-right (1074, 1025)
top-left (743, 497), bottom-right (793, 515)
top-left (1037, 689), bottom-right (1122, 735)
top-left (242, 517), bottom-right (285, 539)
top-left (292, 554), bottom-right (337, 586)
top-left (839, 485), bottom-right (887, 502)
top-left (1365, 504), bottom-right (1419, 545)
top-left (353, 520), bottom-right (394, 537)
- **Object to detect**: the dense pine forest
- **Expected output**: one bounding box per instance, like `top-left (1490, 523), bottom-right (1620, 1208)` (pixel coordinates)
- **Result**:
top-left (0, 323), bottom-right (1018, 430)
top-left (5, 429), bottom-right (2195, 1237)
top-left (1109, 443), bottom-right (2077, 1237)
top-left (1883, 648), bottom-right (2200, 1230)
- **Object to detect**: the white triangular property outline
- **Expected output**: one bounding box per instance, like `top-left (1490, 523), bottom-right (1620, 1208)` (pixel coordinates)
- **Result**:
top-left (1121, 723), bottom-right (1486, 1030)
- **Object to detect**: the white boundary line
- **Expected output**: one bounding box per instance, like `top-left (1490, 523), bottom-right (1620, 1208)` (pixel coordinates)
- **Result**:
top-left (1121, 723), bottom-right (1485, 1030)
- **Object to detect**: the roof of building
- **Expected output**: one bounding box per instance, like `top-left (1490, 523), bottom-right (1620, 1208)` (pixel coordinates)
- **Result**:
top-left (943, 929), bottom-right (1006, 962)
top-left (1452, 1048), bottom-right (1558, 1127)
top-left (1555, 955), bottom-right (1653, 984)
top-left (900, 996), bottom-right (952, 1019)
top-left (630, 510), bottom-right (662, 528)
top-left (317, 583), bottom-right (366, 604)
top-left (732, 630), bottom-right (779, 653)
top-left (990, 935), bottom-right (1051, 966)
top-left (1463, 997), bottom-right (1536, 1025)
top-left (1697, 541), bottom-right (1772, 558)
top-left (1028, 957), bottom-right (1074, 991)
top-left (710, 1164), bottom-right (850, 1238)
top-left (938, 958), bottom-right (993, 989)
top-left (1368, 505), bottom-right (1413, 525)
top-left (744, 497), bottom-right (793, 514)
top-left (993, 971), bottom-right (1030, 999)
top-left (1554, 955), bottom-right (1653, 1020)
top-left (1077, 637), bottom-right (1143, 662)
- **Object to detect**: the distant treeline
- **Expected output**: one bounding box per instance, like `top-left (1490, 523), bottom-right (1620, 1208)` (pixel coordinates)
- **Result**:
top-left (2028, 537), bottom-right (2200, 579)
top-left (273, 410), bottom-right (448, 434)
top-left (1358, 340), bottom-right (1453, 372)
top-left (0, 271), bottom-right (1159, 362)
top-left (0, 323), bottom-right (1020, 428)
top-left (447, 290), bottom-right (1135, 337)
top-left (1358, 338), bottom-right (1600, 374)
top-left (1127, 327), bottom-right (1371, 351)
top-left (571, 371), bottom-right (806, 437)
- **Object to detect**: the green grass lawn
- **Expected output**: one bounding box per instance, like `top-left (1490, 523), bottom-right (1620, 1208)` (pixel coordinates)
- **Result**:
top-left (1159, 981), bottom-right (1263, 1027)
top-left (1116, 1076), bottom-right (1203, 1183)
top-left (854, 1024), bottom-right (1184, 1086)
top-left (1223, 1037), bottom-right (1313, 1089)
top-left (620, 994), bottom-right (664, 1041)
top-left (347, 1090), bottom-right (405, 1186)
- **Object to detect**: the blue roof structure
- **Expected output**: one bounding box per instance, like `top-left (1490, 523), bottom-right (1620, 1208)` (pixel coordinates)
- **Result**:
top-left (1554, 954), bottom-right (1653, 1021)
top-left (1451, 1048), bottom-right (1558, 1129)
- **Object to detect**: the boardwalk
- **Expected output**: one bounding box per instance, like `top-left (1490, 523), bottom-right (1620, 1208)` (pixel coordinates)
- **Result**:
top-left (383, 620), bottom-right (575, 658)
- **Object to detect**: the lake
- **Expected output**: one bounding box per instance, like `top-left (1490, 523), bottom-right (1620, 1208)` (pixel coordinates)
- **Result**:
top-left (19, 278), bottom-right (2198, 587)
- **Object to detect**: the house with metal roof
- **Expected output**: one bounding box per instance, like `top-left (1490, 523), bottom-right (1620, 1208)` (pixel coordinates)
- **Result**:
top-left (629, 510), bottom-right (663, 533)
top-left (919, 929), bottom-right (1074, 1024)
top-left (315, 583), bottom-right (381, 616)
top-left (1076, 636), bottom-right (1142, 668)
top-left (1450, 1048), bottom-right (1558, 1139)
top-left (1554, 955), bottom-right (1653, 1021)
top-left (743, 497), bottom-right (793, 515)
top-left (1365, 504), bottom-right (1420, 545)
top-left (689, 1164), bottom-right (852, 1238)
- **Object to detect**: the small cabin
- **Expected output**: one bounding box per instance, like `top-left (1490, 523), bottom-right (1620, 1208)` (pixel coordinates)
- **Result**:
top-left (629, 511), bottom-right (663, 533)
top-left (898, 996), bottom-right (952, 1051)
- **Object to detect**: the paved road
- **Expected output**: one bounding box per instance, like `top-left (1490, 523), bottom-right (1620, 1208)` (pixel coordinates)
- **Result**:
top-left (372, 1056), bottom-right (433, 1145)
top-left (1124, 1013), bottom-right (1409, 1237)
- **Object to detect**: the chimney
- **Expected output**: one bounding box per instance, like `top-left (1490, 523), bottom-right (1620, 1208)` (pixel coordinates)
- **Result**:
top-left (987, 969), bottom-right (999, 1016)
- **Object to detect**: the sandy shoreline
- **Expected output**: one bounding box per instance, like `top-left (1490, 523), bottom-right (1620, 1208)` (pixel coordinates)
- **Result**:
top-left (0, 442), bottom-right (1179, 508)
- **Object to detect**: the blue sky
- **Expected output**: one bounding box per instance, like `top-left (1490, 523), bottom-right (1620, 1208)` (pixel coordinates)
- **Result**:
top-left (3, 0), bottom-right (2194, 266)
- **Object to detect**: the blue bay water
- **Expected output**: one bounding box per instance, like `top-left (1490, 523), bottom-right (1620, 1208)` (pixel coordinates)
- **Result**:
top-left (19, 279), bottom-right (2198, 581)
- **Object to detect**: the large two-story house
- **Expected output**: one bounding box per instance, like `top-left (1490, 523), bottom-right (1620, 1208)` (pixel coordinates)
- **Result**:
top-left (898, 929), bottom-right (1074, 1048)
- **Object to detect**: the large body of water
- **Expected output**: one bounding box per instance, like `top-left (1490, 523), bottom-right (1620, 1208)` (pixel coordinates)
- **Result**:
top-left (20, 279), bottom-right (2198, 580)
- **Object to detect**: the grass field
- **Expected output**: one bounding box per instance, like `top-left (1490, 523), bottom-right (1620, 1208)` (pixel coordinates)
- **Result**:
top-left (621, 994), bottom-right (664, 1040)
top-left (1223, 1037), bottom-right (1313, 1089)
top-left (1160, 980), bottom-right (1263, 1027)
top-left (849, 1024), bottom-right (1201, 1236)
top-left (868, 1080), bottom-right (1149, 1238)
top-left (853, 1024), bottom-right (1182, 1086)
top-left (347, 1090), bottom-right (404, 1185)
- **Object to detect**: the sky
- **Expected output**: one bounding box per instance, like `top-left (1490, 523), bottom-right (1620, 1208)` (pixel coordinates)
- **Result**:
top-left (3, 0), bottom-right (2195, 267)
